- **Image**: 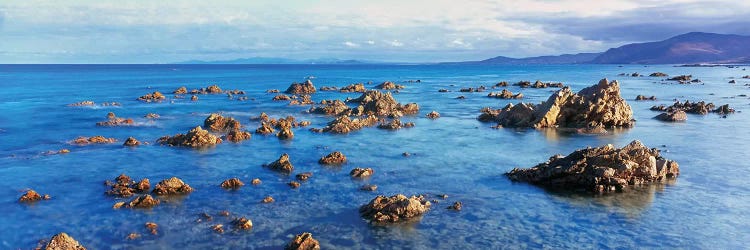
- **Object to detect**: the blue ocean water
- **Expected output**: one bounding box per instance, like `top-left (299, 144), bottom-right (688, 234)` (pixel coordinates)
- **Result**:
top-left (0, 64), bottom-right (749, 249)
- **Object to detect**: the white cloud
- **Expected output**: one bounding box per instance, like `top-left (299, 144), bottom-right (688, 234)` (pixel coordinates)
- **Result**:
top-left (366, 40), bottom-right (375, 45)
top-left (343, 41), bottom-right (359, 47)
top-left (388, 40), bottom-right (403, 47)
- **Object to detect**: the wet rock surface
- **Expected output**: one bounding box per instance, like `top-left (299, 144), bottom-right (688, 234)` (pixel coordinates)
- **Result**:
top-left (655, 111), bottom-right (688, 122)
top-left (505, 140), bottom-right (680, 194)
top-left (319, 151), bottom-right (347, 164)
top-left (127, 194), bottom-right (161, 209)
top-left (158, 126), bottom-right (222, 148)
top-left (426, 111), bottom-right (440, 119)
top-left (264, 153), bottom-right (294, 173)
top-left (479, 79), bottom-right (634, 129)
top-left (43, 232), bottom-right (86, 250)
top-left (285, 80), bottom-right (317, 95)
top-left (173, 86), bottom-right (188, 94)
top-left (285, 232), bottom-right (320, 250)
top-left (377, 119), bottom-right (415, 130)
top-left (204, 113), bottom-right (242, 132)
top-left (232, 217), bottom-right (253, 230)
top-left (19, 189), bottom-right (50, 203)
top-left (152, 177), bottom-right (194, 195)
top-left (359, 194), bottom-right (431, 223)
top-left (96, 112), bottom-right (134, 126)
top-left (225, 129), bottom-right (252, 142)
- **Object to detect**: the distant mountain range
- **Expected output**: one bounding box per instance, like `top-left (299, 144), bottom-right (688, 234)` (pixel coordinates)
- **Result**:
top-left (179, 32), bottom-right (750, 65)
top-left (455, 32), bottom-right (750, 65)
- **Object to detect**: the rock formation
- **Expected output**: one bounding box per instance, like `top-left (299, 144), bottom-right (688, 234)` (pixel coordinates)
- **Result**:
top-left (43, 232), bottom-right (86, 250)
top-left (359, 194), bottom-right (431, 223)
top-left (264, 153), bottom-right (294, 174)
top-left (152, 177), bottom-right (194, 195)
top-left (105, 174), bottom-right (150, 197)
top-left (487, 89), bottom-right (523, 99)
top-left (138, 91), bottom-right (166, 102)
top-left (285, 80), bottom-right (316, 95)
top-left (158, 126), bottom-right (222, 148)
top-left (319, 151), bottom-right (347, 164)
top-left (285, 232), bottom-right (320, 250)
top-left (340, 83), bottom-right (366, 93)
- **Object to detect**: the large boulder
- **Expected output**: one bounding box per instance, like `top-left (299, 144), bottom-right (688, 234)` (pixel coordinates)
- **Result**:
top-left (152, 177), bottom-right (194, 195)
top-left (654, 111), bottom-right (687, 122)
top-left (359, 194), bottom-right (431, 223)
top-left (285, 80), bottom-right (316, 95)
top-left (44, 232), bottom-right (86, 250)
top-left (158, 126), bottom-right (222, 148)
top-left (264, 153), bottom-right (294, 173)
top-left (479, 79), bottom-right (634, 129)
top-left (505, 140), bottom-right (679, 194)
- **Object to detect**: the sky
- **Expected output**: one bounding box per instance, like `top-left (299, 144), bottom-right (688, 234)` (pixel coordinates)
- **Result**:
top-left (1, 0), bottom-right (750, 63)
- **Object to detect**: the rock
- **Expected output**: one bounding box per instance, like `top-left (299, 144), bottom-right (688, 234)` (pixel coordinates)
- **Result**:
top-left (514, 80), bottom-right (563, 88)
top-left (654, 111), bottom-right (687, 122)
top-left (347, 90), bottom-right (419, 117)
top-left (479, 79), bottom-right (634, 129)
top-left (650, 100), bottom-right (731, 115)
top-left (360, 184), bottom-right (378, 191)
top-left (288, 181), bottom-right (300, 189)
top-left (438, 89), bottom-right (449, 92)
top-left (456, 96), bottom-right (465, 99)
top-left (286, 80), bottom-right (317, 95)
top-left (152, 177), bottom-right (193, 195)
top-left (630, 72), bottom-right (641, 77)
top-left (58, 149), bottom-right (70, 154)
top-left (714, 104), bottom-right (735, 115)
top-left (296, 172), bottom-right (313, 181)
top-left (72, 136), bottom-right (116, 145)
top-left (220, 178), bottom-right (244, 189)
top-left (312, 115), bottom-right (378, 134)
top-left (635, 95), bottom-right (656, 101)
top-left (276, 126), bottom-right (294, 140)
top-left (285, 232), bottom-right (320, 250)
top-left (157, 126), bottom-right (222, 148)
top-left (426, 111), bottom-right (440, 119)
top-left (340, 83), bottom-right (366, 93)
top-left (96, 114), bottom-right (134, 126)
top-left (650, 72), bottom-right (668, 77)
top-left (67, 101), bottom-right (95, 107)
top-left (123, 137), bottom-right (141, 146)
top-left (232, 217), bottom-right (253, 230)
top-left (289, 94), bottom-right (314, 106)
top-left (309, 100), bottom-right (351, 116)
top-left (191, 95), bottom-right (198, 101)
top-left (251, 178), bottom-right (262, 185)
top-left (273, 94), bottom-right (292, 101)
top-left (377, 118), bottom-right (414, 130)
top-left (206, 85), bottom-right (223, 94)
top-left (447, 201), bottom-right (462, 211)
top-left (127, 194), bottom-right (160, 208)
top-left (375, 81), bottom-right (404, 90)
top-left (505, 140), bottom-right (680, 194)
top-left (173, 86), bottom-right (188, 94)
top-left (319, 86), bottom-right (338, 91)
top-left (487, 89), bottom-right (523, 99)
top-left (112, 202), bottom-right (125, 209)
top-left (729, 80), bottom-right (737, 84)
top-left (350, 168), bottom-right (374, 178)
top-left (359, 194), bottom-right (431, 223)
top-left (145, 222), bottom-right (158, 235)
top-left (225, 129), bottom-right (252, 142)
top-left (255, 122), bottom-right (276, 135)
top-left (667, 75), bottom-right (692, 81)
top-left (19, 189), bottom-right (46, 203)
top-left (144, 113), bottom-right (160, 119)
top-left (742, 75), bottom-right (750, 79)
top-left (495, 81), bottom-right (508, 87)
top-left (126, 233), bottom-right (141, 240)
top-left (459, 86), bottom-right (485, 92)
top-left (212, 224), bottom-right (224, 234)
top-left (204, 113), bottom-right (242, 132)
top-left (264, 153), bottom-right (294, 174)
top-left (105, 174), bottom-right (150, 197)
top-left (44, 232), bottom-right (86, 250)
top-left (138, 91), bottom-right (166, 102)
top-left (262, 196), bottom-right (275, 203)
top-left (319, 151), bottom-right (347, 165)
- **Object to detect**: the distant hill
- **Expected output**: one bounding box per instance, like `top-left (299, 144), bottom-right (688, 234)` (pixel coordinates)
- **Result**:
top-left (590, 32), bottom-right (750, 64)
top-left (176, 57), bottom-right (370, 64)
top-left (453, 53), bottom-right (601, 65)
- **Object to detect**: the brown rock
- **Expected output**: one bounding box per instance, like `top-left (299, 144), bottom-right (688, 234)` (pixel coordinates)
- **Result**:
top-left (296, 172), bottom-right (313, 181)
top-left (225, 129), bottom-right (252, 142)
top-left (204, 113), bottom-right (242, 132)
top-left (288, 181), bottom-right (300, 189)
top-left (126, 233), bottom-right (141, 240)
top-left (273, 94), bottom-right (292, 101)
top-left (152, 177), bottom-right (193, 195)
top-left (313, 115), bottom-right (378, 134)
top-left (191, 95), bottom-right (198, 101)
top-left (505, 140), bottom-right (680, 194)
top-left (127, 194), bottom-right (160, 208)
top-left (264, 153), bottom-right (294, 174)
top-left (650, 100), bottom-right (730, 115)
top-left (173, 86), bottom-right (188, 94)
top-left (267, 89), bottom-right (280, 93)
top-left (347, 90), bottom-right (419, 117)
top-left (44, 232), bottom-right (86, 250)
top-left (262, 196), bottom-right (275, 203)
top-left (220, 178), bottom-right (244, 189)
top-left (123, 137), bottom-right (141, 146)
top-left (285, 80), bottom-right (317, 95)
top-left (145, 222), bottom-right (158, 235)
top-left (251, 178), bottom-right (262, 185)
top-left (319, 86), bottom-right (338, 91)
top-left (360, 184), bottom-right (378, 191)
top-left (667, 75), bottom-right (692, 81)
top-left (232, 217), bottom-right (253, 230)
top-left (206, 85), bottom-right (222, 94)
top-left (212, 224), bottom-right (224, 234)
top-left (138, 91), bottom-right (166, 102)
top-left (377, 119), bottom-right (413, 130)
top-left (487, 89), bottom-right (523, 99)
top-left (426, 111), bottom-right (440, 119)
top-left (19, 189), bottom-right (43, 203)
top-left (72, 136), bottom-right (116, 145)
top-left (447, 201), bottom-right (462, 211)
top-left (309, 100), bottom-right (351, 116)
top-left (374, 81), bottom-right (404, 90)
top-left (255, 122), bottom-right (276, 135)
top-left (654, 111), bottom-right (687, 122)
top-left (359, 194), bottom-right (431, 223)
top-left (277, 127), bottom-right (294, 140)
top-left (285, 232), bottom-right (320, 250)
top-left (350, 168), bottom-right (374, 178)
top-left (58, 149), bottom-right (70, 154)
top-left (319, 151), bottom-right (347, 165)
top-left (340, 83), bottom-right (366, 93)
top-left (105, 174), bottom-right (149, 197)
top-left (157, 126), bottom-right (222, 148)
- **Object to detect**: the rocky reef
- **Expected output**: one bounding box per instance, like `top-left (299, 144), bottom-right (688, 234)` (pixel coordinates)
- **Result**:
top-left (650, 101), bottom-right (734, 115)
top-left (204, 113), bottom-right (242, 132)
top-left (138, 91), bottom-right (166, 102)
top-left (487, 89), bottom-right (523, 99)
top-left (359, 194), bottom-right (431, 223)
top-left (285, 80), bottom-right (316, 95)
top-left (505, 140), bottom-right (679, 194)
top-left (514, 80), bottom-right (564, 88)
top-left (158, 126), bottom-right (222, 148)
top-left (347, 90), bottom-right (419, 117)
top-left (310, 115), bottom-right (378, 134)
top-left (478, 79), bottom-right (634, 129)
top-left (104, 174), bottom-right (150, 197)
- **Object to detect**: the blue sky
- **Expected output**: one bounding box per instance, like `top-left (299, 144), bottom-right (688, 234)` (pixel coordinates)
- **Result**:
top-left (1, 0), bottom-right (749, 63)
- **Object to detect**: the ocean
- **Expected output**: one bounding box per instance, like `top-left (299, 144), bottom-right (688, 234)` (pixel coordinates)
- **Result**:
top-left (1, 64), bottom-right (749, 249)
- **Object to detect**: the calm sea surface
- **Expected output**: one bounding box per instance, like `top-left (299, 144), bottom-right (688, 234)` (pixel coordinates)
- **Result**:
top-left (1, 64), bottom-right (749, 249)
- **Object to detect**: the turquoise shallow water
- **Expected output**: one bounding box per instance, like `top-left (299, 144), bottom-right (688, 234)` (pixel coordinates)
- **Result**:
top-left (1, 64), bottom-right (749, 249)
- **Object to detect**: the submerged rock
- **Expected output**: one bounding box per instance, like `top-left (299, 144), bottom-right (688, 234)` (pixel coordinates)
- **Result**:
top-left (319, 151), bottom-right (347, 164)
top-left (319, 86), bottom-right (338, 91)
top-left (479, 79), bottom-right (634, 129)
top-left (505, 140), bottom-right (679, 194)
top-left (649, 72), bottom-right (668, 77)
top-left (426, 111), bottom-right (440, 119)
top-left (264, 153), bottom-right (294, 174)
top-left (487, 89), bottom-right (523, 99)
top-left (67, 101), bottom-right (95, 107)
top-left (285, 232), bottom-right (320, 250)
top-left (447, 201), bottom-right (462, 211)
top-left (144, 113), bottom-right (160, 119)
top-left (158, 126), bottom-right (222, 148)
top-left (340, 83), bottom-right (366, 93)
top-left (44, 232), bottom-right (86, 250)
top-left (654, 111), bottom-right (687, 122)
top-left (359, 194), bottom-right (431, 223)
top-left (288, 181), bottom-right (300, 189)
top-left (296, 172), bottom-right (313, 181)
top-left (635, 95), bottom-right (656, 101)
top-left (360, 184), bottom-right (378, 191)
top-left (286, 80), bottom-right (317, 95)
top-left (152, 177), bottom-right (194, 195)
top-left (138, 91), bottom-right (166, 102)
top-left (220, 178), bottom-right (244, 189)
top-left (377, 119), bottom-right (415, 130)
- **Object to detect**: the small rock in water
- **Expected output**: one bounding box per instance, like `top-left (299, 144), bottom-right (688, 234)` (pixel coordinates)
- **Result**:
top-left (285, 232), bottom-right (321, 250)
top-left (152, 177), bottom-right (193, 195)
top-left (220, 178), bottom-right (244, 189)
top-left (447, 201), bottom-right (463, 211)
top-left (232, 217), bottom-right (253, 230)
top-left (262, 196), bottom-right (275, 203)
top-left (319, 151), bottom-right (347, 164)
top-left (350, 168), bottom-right (374, 178)
top-left (212, 224), bottom-right (224, 234)
top-left (296, 172), bottom-right (313, 181)
top-left (264, 153), bottom-right (294, 174)
top-left (145, 222), bottom-right (158, 235)
top-left (359, 194), bottom-right (431, 223)
top-left (251, 178), bottom-right (262, 185)
top-left (288, 181), bottom-right (301, 189)
top-left (360, 184), bottom-right (378, 191)
top-left (43, 232), bottom-right (87, 250)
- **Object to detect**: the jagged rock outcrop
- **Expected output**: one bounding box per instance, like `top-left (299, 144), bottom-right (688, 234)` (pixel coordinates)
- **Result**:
top-left (359, 194), bottom-right (431, 223)
top-left (655, 111), bottom-right (688, 122)
top-left (158, 126), bottom-right (222, 148)
top-left (138, 91), bottom-right (166, 102)
top-left (264, 153), bottom-right (294, 174)
top-left (152, 177), bottom-right (193, 195)
top-left (105, 174), bottom-right (150, 197)
top-left (204, 114), bottom-right (242, 132)
top-left (340, 83), bottom-right (366, 93)
top-left (374, 81), bottom-right (404, 90)
top-left (220, 178), bottom-right (244, 189)
top-left (487, 89), bottom-right (523, 99)
top-left (310, 115), bottom-right (378, 134)
top-left (285, 80), bottom-right (316, 95)
top-left (478, 79), bottom-right (634, 129)
top-left (19, 189), bottom-right (50, 203)
top-left (506, 140), bottom-right (679, 194)
top-left (71, 136), bottom-right (116, 145)
top-left (319, 151), bottom-right (347, 164)
top-left (348, 90), bottom-right (419, 117)
top-left (96, 112), bottom-right (134, 126)
top-left (126, 194), bottom-right (160, 208)
top-left (650, 101), bottom-right (734, 115)
top-left (225, 129), bottom-right (252, 142)
top-left (285, 232), bottom-right (320, 250)
top-left (43, 232), bottom-right (86, 250)
top-left (309, 100), bottom-right (351, 116)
